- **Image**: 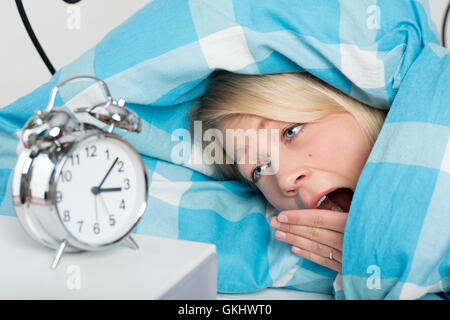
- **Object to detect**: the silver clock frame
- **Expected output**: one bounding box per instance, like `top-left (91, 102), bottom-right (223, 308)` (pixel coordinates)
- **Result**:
top-left (11, 76), bottom-right (148, 269)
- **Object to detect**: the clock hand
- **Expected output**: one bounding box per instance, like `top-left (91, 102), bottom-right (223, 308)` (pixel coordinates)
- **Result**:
top-left (91, 187), bottom-right (122, 195)
top-left (98, 187), bottom-right (122, 193)
top-left (94, 194), bottom-right (99, 221)
top-left (98, 193), bottom-right (111, 216)
top-left (97, 157), bottom-right (119, 189)
top-left (91, 157), bottom-right (119, 195)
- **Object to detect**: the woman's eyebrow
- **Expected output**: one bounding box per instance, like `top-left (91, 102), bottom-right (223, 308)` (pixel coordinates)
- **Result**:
top-left (256, 118), bottom-right (268, 130)
top-left (234, 120), bottom-right (282, 163)
top-left (231, 119), bottom-right (264, 162)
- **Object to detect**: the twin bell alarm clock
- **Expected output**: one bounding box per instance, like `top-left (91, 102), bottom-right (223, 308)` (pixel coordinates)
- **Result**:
top-left (11, 76), bottom-right (148, 269)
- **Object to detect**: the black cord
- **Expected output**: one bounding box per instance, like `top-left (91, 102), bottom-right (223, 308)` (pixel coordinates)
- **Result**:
top-left (443, 2), bottom-right (450, 48)
top-left (15, 0), bottom-right (56, 75)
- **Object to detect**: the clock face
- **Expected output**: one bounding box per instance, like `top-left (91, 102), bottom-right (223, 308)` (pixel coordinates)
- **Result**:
top-left (54, 134), bottom-right (147, 247)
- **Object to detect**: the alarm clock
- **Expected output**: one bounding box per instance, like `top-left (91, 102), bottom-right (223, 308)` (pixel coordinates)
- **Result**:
top-left (11, 76), bottom-right (148, 269)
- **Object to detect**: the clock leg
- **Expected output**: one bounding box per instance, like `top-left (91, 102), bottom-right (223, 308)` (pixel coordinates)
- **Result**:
top-left (51, 239), bottom-right (67, 269)
top-left (124, 235), bottom-right (139, 250)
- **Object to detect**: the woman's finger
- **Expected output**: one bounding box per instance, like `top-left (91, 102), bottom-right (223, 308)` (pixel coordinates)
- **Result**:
top-left (291, 245), bottom-right (342, 273)
top-left (276, 209), bottom-right (348, 233)
top-left (271, 218), bottom-right (344, 251)
top-left (274, 229), bottom-right (343, 261)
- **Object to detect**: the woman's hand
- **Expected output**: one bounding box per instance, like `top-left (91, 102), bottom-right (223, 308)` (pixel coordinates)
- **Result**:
top-left (270, 209), bottom-right (348, 273)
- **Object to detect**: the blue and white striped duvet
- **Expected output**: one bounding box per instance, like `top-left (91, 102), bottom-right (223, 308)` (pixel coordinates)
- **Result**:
top-left (0, 0), bottom-right (448, 299)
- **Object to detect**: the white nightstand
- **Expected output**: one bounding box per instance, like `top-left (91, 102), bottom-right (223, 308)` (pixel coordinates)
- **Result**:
top-left (0, 215), bottom-right (217, 299)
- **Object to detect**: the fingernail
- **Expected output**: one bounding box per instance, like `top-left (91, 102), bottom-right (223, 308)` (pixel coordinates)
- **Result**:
top-left (292, 246), bottom-right (301, 254)
top-left (277, 214), bottom-right (288, 223)
top-left (270, 219), bottom-right (280, 228)
top-left (275, 230), bottom-right (286, 240)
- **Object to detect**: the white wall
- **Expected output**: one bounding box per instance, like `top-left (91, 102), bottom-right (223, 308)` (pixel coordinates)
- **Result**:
top-left (0, 0), bottom-right (448, 108)
top-left (0, 0), bottom-right (151, 108)
top-left (430, 0), bottom-right (450, 45)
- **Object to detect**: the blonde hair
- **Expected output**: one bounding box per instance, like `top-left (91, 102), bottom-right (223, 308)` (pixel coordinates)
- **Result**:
top-left (188, 71), bottom-right (386, 190)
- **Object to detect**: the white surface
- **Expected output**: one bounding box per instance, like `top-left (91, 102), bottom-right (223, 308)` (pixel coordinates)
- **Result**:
top-left (0, 215), bottom-right (217, 299)
top-left (0, 212), bottom-right (334, 301)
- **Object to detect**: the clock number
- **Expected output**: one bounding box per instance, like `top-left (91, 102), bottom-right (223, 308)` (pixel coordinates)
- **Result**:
top-left (117, 160), bottom-right (124, 173)
top-left (105, 149), bottom-right (110, 160)
top-left (77, 220), bottom-right (84, 233)
top-left (123, 178), bottom-right (130, 190)
top-left (69, 154), bottom-right (80, 166)
top-left (85, 145), bottom-right (97, 158)
top-left (119, 199), bottom-right (126, 210)
top-left (109, 215), bottom-right (116, 226)
top-left (60, 170), bottom-right (72, 183)
top-left (63, 210), bottom-right (70, 222)
top-left (93, 222), bottom-right (100, 235)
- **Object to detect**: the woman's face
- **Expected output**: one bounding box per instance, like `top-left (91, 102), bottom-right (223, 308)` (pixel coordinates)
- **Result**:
top-left (219, 113), bottom-right (371, 211)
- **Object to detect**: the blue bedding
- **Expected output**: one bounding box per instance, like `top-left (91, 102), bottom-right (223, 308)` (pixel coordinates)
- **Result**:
top-left (0, 0), bottom-right (448, 299)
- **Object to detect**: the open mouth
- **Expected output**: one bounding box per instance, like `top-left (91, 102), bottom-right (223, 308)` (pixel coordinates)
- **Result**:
top-left (316, 188), bottom-right (354, 212)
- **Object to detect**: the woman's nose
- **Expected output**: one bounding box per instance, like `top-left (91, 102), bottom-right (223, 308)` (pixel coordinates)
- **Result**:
top-left (276, 168), bottom-right (308, 195)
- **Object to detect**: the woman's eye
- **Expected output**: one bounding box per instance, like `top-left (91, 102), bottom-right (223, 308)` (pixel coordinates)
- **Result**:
top-left (251, 162), bottom-right (270, 183)
top-left (283, 123), bottom-right (304, 140)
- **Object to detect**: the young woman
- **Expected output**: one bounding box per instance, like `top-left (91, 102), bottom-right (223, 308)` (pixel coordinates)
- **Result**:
top-left (188, 71), bottom-right (386, 272)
